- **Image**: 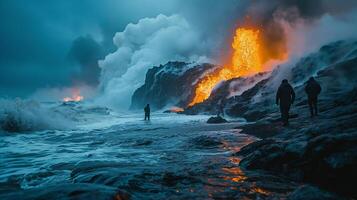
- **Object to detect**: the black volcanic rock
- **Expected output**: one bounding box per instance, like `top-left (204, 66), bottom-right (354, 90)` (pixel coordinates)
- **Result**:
top-left (291, 40), bottom-right (357, 84)
top-left (131, 60), bottom-right (270, 112)
top-left (232, 40), bottom-right (357, 198)
top-left (224, 40), bottom-right (357, 121)
top-left (287, 185), bottom-right (342, 200)
top-left (183, 72), bottom-right (270, 115)
top-left (130, 61), bottom-right (216, 110)
top-left (206, 116), bottom-right (228, 124)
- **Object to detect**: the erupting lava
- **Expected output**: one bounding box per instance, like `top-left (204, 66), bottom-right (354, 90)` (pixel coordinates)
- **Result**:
top-left (189, 28), bottom-right (263, 106)
top-left (63, 89), bottom-right (84, 102)
top-left (189, 28), bottom-right (262, 106)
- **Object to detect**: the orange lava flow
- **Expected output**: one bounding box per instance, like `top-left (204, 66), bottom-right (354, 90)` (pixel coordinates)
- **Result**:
top-left (189, 28), bottom-right (262, 106)
top-left (189, 28), bottom-right (263, 106)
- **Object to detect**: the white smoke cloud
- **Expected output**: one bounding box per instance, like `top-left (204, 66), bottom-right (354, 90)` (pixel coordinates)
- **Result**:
top-left (280, 11), bottom-right (357, 59)
top-left (251, 11), bottom-right (357, 104)
top-left (97, 14), bottom-right (211, 109)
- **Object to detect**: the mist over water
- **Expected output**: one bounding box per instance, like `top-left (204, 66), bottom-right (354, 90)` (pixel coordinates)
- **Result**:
top-left (1, 103), bottom-right (285, 199)
top-left (0, 99), bottom-right (73, 132)
top-left (97, 14), bottom-right (211, 110)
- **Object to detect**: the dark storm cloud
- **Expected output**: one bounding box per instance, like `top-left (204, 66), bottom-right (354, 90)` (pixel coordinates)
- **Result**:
top-left (232, 0), bottom-right (357, 63)
top-left (0, 0), bottom-right (177, 97)
top-left (68, 35), bottom-right (104, 86)
top-left (278, 0), bottom-right (357, 19)
top-left (246, 0), bottom-right (357, 23)
top-left (173, 0), bottom-right (357, 61)
top-left (0, 0), bottom-right (356, 98)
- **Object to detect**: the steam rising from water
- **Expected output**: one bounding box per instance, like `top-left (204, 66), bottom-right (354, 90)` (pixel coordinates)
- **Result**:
top-left (96, 2), bottom-right (357, 110)
top-left (97, 14), bottom-right (211, 109)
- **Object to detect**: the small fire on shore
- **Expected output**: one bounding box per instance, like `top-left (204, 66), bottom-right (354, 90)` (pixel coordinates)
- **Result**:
top-left (169, 106), bottom-right (184, 113)
top-left (63, 88), bottom-right (84, 102)
top-left (188, 27), bottom-right (288, 106)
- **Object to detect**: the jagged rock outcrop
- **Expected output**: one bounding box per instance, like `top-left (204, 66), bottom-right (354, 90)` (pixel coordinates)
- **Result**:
top-left (131, 40), bottom-right (357, 115)
top-left (184, 41), bottom-right (357, 116)
top-left (291, 40), bottom-right (357, 84)
top-left (130, 61), bottom-right (216, 110)
top-left (183, 72), bottom-right (270, 115)
top-left (226, 40), bottom-right (357, 121)
top-left (128, 40), bottom-right (357, 198)
top-left (232, 40), bottom-right (357, 198)
top-left (206, 116), bottom-right (228, 124)
top-left (131, 63), bottom-right (269, 111)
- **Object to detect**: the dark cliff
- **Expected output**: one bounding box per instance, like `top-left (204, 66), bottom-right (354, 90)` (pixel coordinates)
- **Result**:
top-left (130, 61), bottom-right (216, 110)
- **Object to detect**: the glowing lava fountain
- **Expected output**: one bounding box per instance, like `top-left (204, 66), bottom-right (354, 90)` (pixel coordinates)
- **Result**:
top-left (189, 28), bottom-right (264, 106)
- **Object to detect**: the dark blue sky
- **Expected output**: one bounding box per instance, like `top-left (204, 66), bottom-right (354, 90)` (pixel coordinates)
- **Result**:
top-left (1, 0), bottom-right (356, 98)
top-left (0, 0), bottom-right (178, 97)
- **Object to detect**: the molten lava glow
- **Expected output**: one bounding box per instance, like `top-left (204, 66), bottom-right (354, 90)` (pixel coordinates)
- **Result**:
top-left (170, 106), bottom-right (184, 113)
top-left (63, 89), bottom-right (84, 102)
top-left (189, 27), bottom-right (288, 107)
top-left (189, 28), bottom-right (263, 106)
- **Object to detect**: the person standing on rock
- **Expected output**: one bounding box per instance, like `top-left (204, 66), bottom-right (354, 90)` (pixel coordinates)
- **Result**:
top-left (144, 104), bottom-right (151, 121)
top-left (305, 77), bottom-right (321, 117)
top-left (276, 79), bottom-right (295, 126)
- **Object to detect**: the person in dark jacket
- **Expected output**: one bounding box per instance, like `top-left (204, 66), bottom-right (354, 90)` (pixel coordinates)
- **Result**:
top-left (276, 79), bottom-right (295, 126)
top-left (305, 77), bottom-right (321, 117)
top-left (217, 99), bottom-right (225, 117)
top-left (144, 104), bottom-right (150, 120)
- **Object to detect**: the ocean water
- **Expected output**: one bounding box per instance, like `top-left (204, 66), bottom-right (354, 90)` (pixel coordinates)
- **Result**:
top-left (0, 102), bottom-right (295, 199)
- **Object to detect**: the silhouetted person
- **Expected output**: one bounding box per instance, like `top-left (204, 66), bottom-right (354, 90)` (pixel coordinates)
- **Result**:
top-left (276, 79), bottom-right (295, 126)
top-left (144, 104), bottom-right (150, 120)
top-left (305, 77), bottom-right (321, 117)
top-left (217, 99), bottom-right (225, 117)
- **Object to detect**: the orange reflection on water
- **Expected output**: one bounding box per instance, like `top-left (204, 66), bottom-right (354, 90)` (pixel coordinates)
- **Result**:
top-left (229, 157), bottom-right (241, 165)
top-left (222, 167), bottom-right (247, 183)
top-left (252, 187), bottom-right (271, 195)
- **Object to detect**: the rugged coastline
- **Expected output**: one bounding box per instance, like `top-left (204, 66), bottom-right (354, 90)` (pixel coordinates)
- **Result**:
top-left (128, 40), bottom-right (357, 199)
top-left (232, 50), bottom-right (357, 198)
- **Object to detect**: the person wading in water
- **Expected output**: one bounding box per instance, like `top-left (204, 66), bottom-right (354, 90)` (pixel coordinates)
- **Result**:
top-left (144, 104), bottom-right (151, 121)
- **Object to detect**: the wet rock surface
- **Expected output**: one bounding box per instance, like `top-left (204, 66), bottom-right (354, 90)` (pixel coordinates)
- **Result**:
top-left (287, 185), bottom-right (343, 200)
top-left (0, 113), bottom-right (303, 200)
top-left (127, 40), bottom-right (357, 198)
top-left (230, 40), bottom-right (357, 198)
top-left (206, 116), bottom-right (228, 124)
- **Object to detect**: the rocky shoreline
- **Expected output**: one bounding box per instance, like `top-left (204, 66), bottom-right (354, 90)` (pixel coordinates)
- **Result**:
top-left (232, 57), bottom-right (357, 198)
top-left (131, 40), bottom-right (357, 198)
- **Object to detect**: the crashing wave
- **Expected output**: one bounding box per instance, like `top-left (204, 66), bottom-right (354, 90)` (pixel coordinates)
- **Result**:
top-left (0, 99), bottom-right (73, 133)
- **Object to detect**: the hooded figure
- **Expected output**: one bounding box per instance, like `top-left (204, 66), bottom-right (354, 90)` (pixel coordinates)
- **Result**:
top-left (276, 79), bottom-right (295, 126)
top-left (144, 104), bottom-right (150, 120)
top-left (305, 77), bottom-right (321, 117)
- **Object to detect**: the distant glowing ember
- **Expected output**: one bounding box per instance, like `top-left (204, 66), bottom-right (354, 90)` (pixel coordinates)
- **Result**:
top-left (63, 89), bottom-right (84, 102)
top-left (170, 107), bottom-right (184, 113)
top-left (188, 27), bottom-right (287, 107)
